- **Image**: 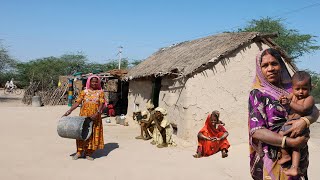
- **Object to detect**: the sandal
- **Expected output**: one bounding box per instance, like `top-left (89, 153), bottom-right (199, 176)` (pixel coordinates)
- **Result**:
top-left (72, 153), bottom-right (82, 160)
top-left (157, 143), bottom-right (168, 148)
top-left (135, 136), bottom-right (143, 139)
top-left (150, 141), bottom-right (156, 145)
top-left (193, 154), bottom-right (201, 158)
top-left (221, 150), bottom-right (228, 158)
top-left (86, 156), bottom-right (94, 161)
top-left (143, 136), bottom-right (152, 140)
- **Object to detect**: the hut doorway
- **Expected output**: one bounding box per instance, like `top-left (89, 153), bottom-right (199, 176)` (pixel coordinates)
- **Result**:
top-left (151, 77), bottom-right (161, 107)
top-left (116, 80), bottom-right (129, 115)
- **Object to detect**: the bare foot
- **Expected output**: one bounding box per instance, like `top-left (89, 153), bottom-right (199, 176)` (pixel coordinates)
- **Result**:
top-left (143, 136), bottom-right (152, 140)
top-left (135, 135), bottom-right (143, 139)
top-left (193, 154), bottom-right (201, 158)
top-left (284, 166), bottom-right (298, 176)
top-left (157, 143), bottom-right (168, 148)
top-left (72, 153), bottom-right (82, 160)
top-left (221, 149), bottom-right (228, 158)
top-left (86, 156), bottom-right (94, 161)
top-left (278, 154), bottom-right (291, 165)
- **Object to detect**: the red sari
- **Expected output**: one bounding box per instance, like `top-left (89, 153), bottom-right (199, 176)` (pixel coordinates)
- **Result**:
top-left (197, 114), bottom-right (230, 156)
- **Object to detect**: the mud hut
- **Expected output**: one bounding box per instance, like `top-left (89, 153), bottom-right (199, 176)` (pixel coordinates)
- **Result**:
top-left (125, 32), bottom-right (296, 140)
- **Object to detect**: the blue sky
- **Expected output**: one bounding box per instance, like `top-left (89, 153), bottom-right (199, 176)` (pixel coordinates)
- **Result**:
top-left (1, 0), bottom-right (320, 72)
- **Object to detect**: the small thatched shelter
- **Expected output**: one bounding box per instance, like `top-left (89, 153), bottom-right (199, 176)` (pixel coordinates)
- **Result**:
top-left (80, 70), bottom-right (129, 115)
top-left (124, 32), bottom-right (296, 140)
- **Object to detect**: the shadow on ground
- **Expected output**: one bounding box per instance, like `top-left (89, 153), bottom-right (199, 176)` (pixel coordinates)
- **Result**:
top-left (93, 142), bottom-right (119, 158)
top-left (69, 142), bottom-right (119, 159)
top-left (0, 96), bottom-right (22, 103)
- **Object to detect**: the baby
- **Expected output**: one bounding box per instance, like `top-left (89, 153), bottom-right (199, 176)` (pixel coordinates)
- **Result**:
top-left (279, 71), bottom-right (315, 176)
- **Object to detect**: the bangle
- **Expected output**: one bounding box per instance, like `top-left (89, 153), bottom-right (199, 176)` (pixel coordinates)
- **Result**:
top-left (281, 136), bottom-right (287, 148)
top-left (301, 117), bottom-right (310, 128)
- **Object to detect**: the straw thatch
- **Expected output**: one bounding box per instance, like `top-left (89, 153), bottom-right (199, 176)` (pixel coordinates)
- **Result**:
top-left (126, 32), bottom-right (294, 80)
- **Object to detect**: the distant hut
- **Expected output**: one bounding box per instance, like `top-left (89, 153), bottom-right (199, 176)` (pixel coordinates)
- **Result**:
top-left (81, 69), bottom-right (129, 116)
top-left (124, 32), bottom-right (296, 140)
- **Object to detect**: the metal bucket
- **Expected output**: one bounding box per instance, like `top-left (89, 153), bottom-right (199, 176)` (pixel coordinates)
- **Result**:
top-left (32, 96), bottom-right (41, 107)
top-left (57, 116), bottom-right (93, 140)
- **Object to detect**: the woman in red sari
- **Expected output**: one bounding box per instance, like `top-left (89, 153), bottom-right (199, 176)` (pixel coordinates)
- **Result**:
top-left (193, 111), bottom-right (230, 158)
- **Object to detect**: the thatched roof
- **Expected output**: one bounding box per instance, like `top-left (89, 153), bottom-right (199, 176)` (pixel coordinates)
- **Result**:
top-left (126, 32), bottom-right (295, 80)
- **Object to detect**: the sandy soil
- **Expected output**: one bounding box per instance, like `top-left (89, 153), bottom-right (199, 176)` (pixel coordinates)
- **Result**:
top-left (1, 89), bottom-right (320, 180)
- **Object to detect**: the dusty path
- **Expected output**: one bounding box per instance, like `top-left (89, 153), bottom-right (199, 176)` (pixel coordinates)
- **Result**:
top-left (0, 91), bottom-right (320, 180)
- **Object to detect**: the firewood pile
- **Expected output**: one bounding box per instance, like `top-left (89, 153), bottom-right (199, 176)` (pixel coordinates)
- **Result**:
top-left (108, 69), bottom-right (128, 78)
top-left (41, 85), bottom-right (69, 105)
top-left (22, 82), bottom-right (40, 105)
top-left (23, 82), bottom-right (69, 106)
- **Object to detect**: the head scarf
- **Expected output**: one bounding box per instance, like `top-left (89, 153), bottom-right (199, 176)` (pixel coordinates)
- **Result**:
top-left (141, 110), bottom-right (150, 121)
top-left (252, 49), bottom-right (292, 99)
top-left (141, 110), bottom-right (148, 116)
top-left (86, 75), bottom-right (102, 90)
top-left (199, 112), bottom-right (219, 136)
top-left (211, 110), bottom-right (220, 120)
top-left (146, 100), bottom-right (155, 109)
top-left (155, 107), bottom-right (167, 116)
top-left (85, 75), bottom-right (107, 108)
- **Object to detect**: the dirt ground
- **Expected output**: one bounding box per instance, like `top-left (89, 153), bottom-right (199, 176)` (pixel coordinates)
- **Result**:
top-left (1, 89), bottom-right (320, 180)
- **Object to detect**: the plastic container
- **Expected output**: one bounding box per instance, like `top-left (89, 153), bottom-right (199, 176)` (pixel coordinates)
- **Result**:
top-left (105, 117), bottom-right (111, 123)
top-left (57, 116), bottom-right (93, 140)
top-left (115, 116), bottom-right (120, 124)
top-left (120, 114), bottom-right (126, 125)
top-left (32, 96), bottom-right (41, 107)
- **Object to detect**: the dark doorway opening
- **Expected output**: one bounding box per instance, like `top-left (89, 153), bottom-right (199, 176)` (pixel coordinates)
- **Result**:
top-left (151, 77), bottom-right (161, 108)
top-left (115, 80), bottom-right (129, 115)
top-left (171, 123), bottom-right (178, 135)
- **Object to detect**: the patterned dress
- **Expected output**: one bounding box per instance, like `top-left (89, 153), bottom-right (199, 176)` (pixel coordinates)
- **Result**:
top-left (75, 89), bottom-right (105, 153)
top-left (249, 89), bottom-right (309, 180)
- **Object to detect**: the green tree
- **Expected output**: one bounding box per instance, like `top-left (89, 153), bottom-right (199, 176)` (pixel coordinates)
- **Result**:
top-left (104, 58), bottom-right (129, 70)
top-left (13, 52), bottom-right (142, 88)
top-left (60, 54), bottom-right (87, 75)
top-left (0, 42), bottom-right (17, 86)
top-left (0, 43), bottom-right (15, 72)
top-left (238, 17), bottom-right (320, 60)
top-left (129, 59), bottom-right (143, 68)
top-left (308, 71), bottom-right (320, 103)
top-left (16, 54), bottom-right (88, 87)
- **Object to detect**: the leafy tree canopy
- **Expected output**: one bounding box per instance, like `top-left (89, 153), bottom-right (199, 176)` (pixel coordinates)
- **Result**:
top-left (0, 42), bottom-right (16, 72)
top-left (129, 59), bottom-right (143, 68)
top-left (0, 42), bottom-right (17, 86)
top-left (16, 54), bottom-right (87, 87)
top-left (0, 41), bottom-right (143, 88)
top-left (307, 70), bottom-right (320, 104)
top-left (238, 17), bottom-right (320, 60)
top-left (15, 55), bottom-right (137, 87)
